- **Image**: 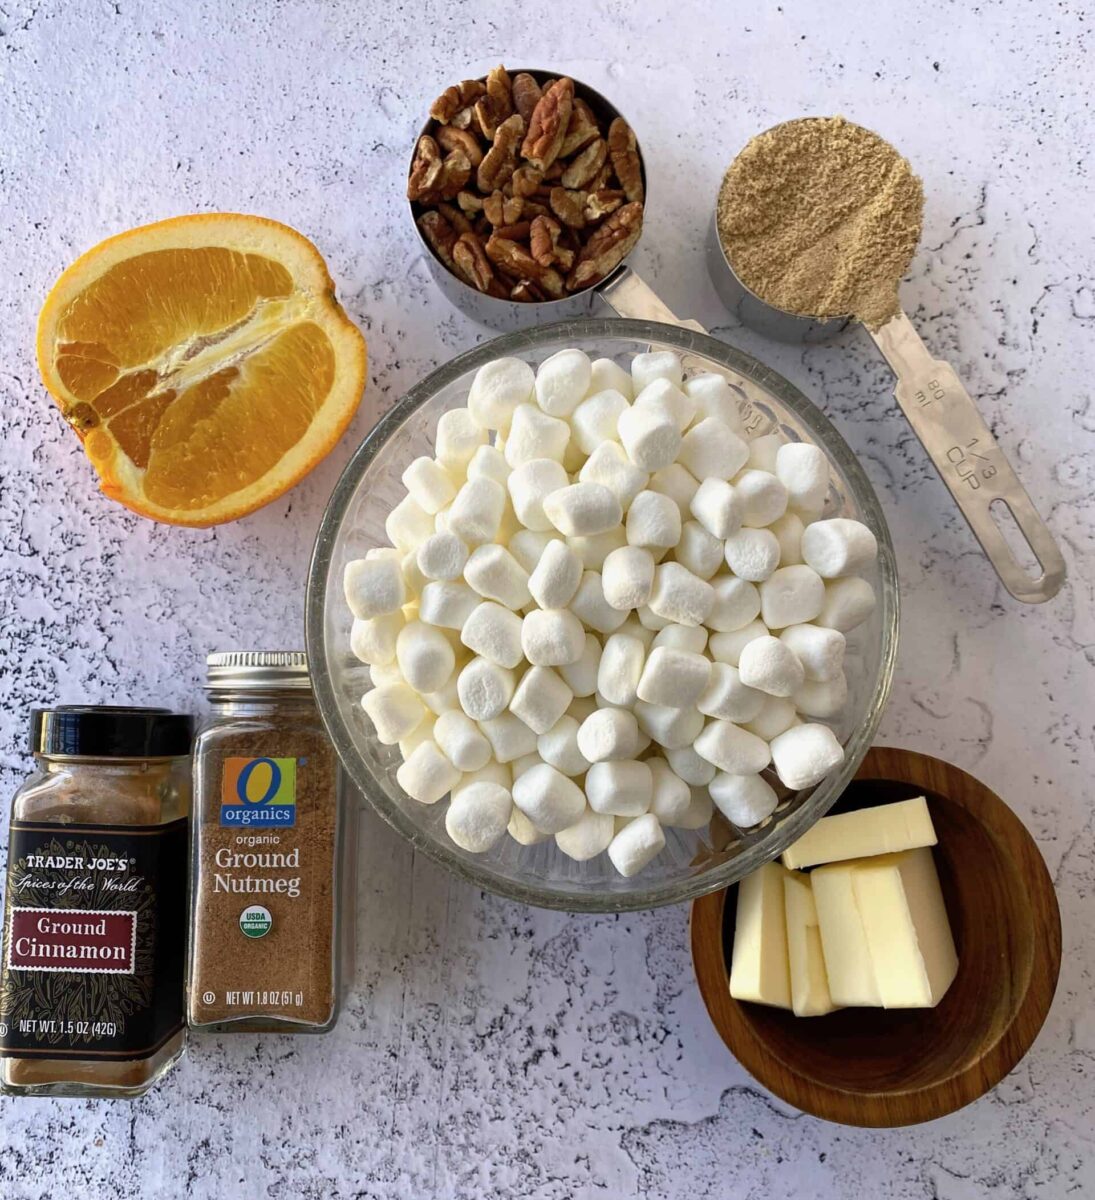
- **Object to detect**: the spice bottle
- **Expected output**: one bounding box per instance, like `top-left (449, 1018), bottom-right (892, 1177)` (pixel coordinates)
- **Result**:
top-left (188, 652), bottom-right (355, 1032)
top-left (0, 706), bottom-right (193, 1097)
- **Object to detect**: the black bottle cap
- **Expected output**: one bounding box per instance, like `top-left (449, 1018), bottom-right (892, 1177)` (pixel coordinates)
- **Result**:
top-left (30, 706), bottom-right (194, 758)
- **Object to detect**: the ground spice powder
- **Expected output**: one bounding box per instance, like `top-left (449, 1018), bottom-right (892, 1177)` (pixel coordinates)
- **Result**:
top-left (717, 116), bottom-right (924, 329)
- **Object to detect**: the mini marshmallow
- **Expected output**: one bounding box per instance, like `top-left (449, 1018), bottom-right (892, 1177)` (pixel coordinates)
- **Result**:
top-left (677, 417), bottom-right (750, 481)
top-left (707, 576), bottom-right (762, 633)
top-left (626, 490), bottom-right (682, 551)
top-left (615, 620), bottom-right (654, 651)
top-left (735, 469), bottom-right (789, 528)
top-left (578, 442), bottom-right (649, 511)
top-left (402, 456), bottom-right (457, 514)
top-left (508, 805), bottom-right (548, 845)
top-left (344, 554), bottom-right (406, 619)
top-left (570, 571), bottom-right (630, 634)
top-left (694, 720), bottom-right (771, 774)
top-left (419, 581), bottom-right (480, 630)
top-left (676, 786), bottom-right (715, 830)
top-left (577, 708), bottom-right (643, 762)
top-left (648, 463), bottom-right (700, 521)
top-left (567, 526), bottom-right (628, 571)
top-left (435, 407), bottom-right (487, 472)
top-left (723, 527), bottom-right (781, 582)
top-left (461, 602), bottom-right (524, 668)
top-left (386, 495), bottom-right (435, 553)
top-left (697, 662), bottom-right (765, 723)
top-left (512, 763), bottom-right (586, 833)
top-left (507, 458), bottom-right (569, 531)
top-left (509, 666), bottom-right (573, 735)
top-left (618, 403), bottom-right (681, 471)
top-left (568, 694), bottom-right (598, 723)
top-left (396, 740), bottom-right (461, 805)
top-left (675, 521), bottom-right (724, 580)
top-left (537, 715), bottom-right (591, 777)
top-left (631, 350), bottom-right (683, 394)
top-left (466, 444), bottom-right (510, 486)
top-left (634, 700), bottom-right (705, 750)
top-left (361, 683), bottom-right (426, 745)
top-left (690, 478), bottom-right (742, 539)
top-left (557, 633), bottom-right (601, 697)
top-left (770, 723), bottom-right (844, 790)
top-left (770, 511), bottom-right (805, 565)
top-left (666, 745), bottom-right (716, 787)
top-left (447, 477), bottom-right (505, 546)
top-left (454, 761), bottom-right (513, 798)
top-left (745, 695), bottom-right (798, 740)
top-left (636, 604), bottom-right (670, 631)
top-left (535, 347), bottom-right (592, 416)
top-left (652, 623), bottom-right (707, 654)
top-left (708, 619), bottom-right (769, 666)
top-left (508, 529), bottom-right (558, 574)
top-left (637, 646), bottom-right (711, 707)
top-left (370, 660), bottom-right (404, 688)
top-left (597, 633), bottom-right (646, 707)
top-left (511, 751), bottom-right (544, 779)
top-left (779, 624), bottom-right (846, 681)
top-left (396, 621), bottom-right (456, 693)
top-left (457, 657), bottom-right (516, 721)
top-left (816, 575), bottom-right (877, 632)
top-left (794, 672), bottom-right (848, 719)
top-left (350, 611), bottom-right (404, 665)
top-left (399, 715), bottom-right (437, 761)
top-left (590, 356), bottom-right (634, 399)
top-left (710, 773), bottom-right (779, 828)
top-left (647, 758), bottom-right (691, 825)
top-left (504, 403), bottom-right (570, 466)
top-left (445, 782), bottom-right (512, 852)
top-left (464, 544), bottom-right (532, 609)
top-left (647, 563), bottom-right (715, 627)
top-left (467, 357), bottom-right (535, 433)
top-left (758, 564), bottom-right (825, 629)
top-left (479, 712), bottom-right (539, 764)
top-left (433, 710), bottom-right (492, 772)
top-left (586, 760), bottom-right (653, 817)
top-left (522, 608), bottom-right (587, 666)
top-left (683, 373), bottom-right (746, 433)
top-left (527, 540), bottom-right (583, 610)
top-left (608, 812), bottom-right (665, 877)
top-left (776, 442), bottom-right (829, 512)
top-left (747, 432), bottom-right (782, 473)
top-left (801, 518), bottom-right (878, 578)
top-left (571, 388), bottom-right (628, 454)
top-left (634, 377), bottom-right (695, 431)
top-left (400, 548), bottom-right (428, 599)
top-left (738, 635), bottom-right (805, 697)
top-left (556, 807), bottom-right (615, 861)
top-left (416, 532), bottom-right (469, 581)
top-left (602, 545), bottom-right (656, 611)
top-left (543, 482), bottom-right (622, 537)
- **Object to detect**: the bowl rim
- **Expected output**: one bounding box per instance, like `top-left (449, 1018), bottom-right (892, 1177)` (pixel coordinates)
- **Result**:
top-left (689, 745), bottom-right (1063, 1126)
top-left (305, 317), bottom-right (899, 912)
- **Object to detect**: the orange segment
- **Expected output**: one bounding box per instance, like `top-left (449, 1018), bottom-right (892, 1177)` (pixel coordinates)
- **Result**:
top-left (37, 214), bottom-right (367, 526)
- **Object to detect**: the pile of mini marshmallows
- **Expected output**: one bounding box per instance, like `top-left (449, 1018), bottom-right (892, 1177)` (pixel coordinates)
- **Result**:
top-left (344, 349), bottom-right (878, 878)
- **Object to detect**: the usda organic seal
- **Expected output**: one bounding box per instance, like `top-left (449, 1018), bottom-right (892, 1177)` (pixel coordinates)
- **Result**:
top-left (239, 905), bottom-right (272, 938)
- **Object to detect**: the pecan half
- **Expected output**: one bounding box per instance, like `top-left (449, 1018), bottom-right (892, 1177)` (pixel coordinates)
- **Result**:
top-left (510, 165), bottom-right (543, 197)
top-left (607, 117), bottom-right (644, 203)
top-left (485, 235), bottom-right (565, 298)
top-left (483, 190), bottom-right (524, 227)
top-left (549, 186), bottom-right (587, 230)
top-left (567, 200), bottom-right (643, 290)
top-left (530, 215), bottom-right (575, 271)
top-left (521, 77), bottom-right (574, 172)
top-left (407, 135), bottom-right (444, 201)
top-left (512, 73), bottom-right (542, 124)
top-left (561, 137), bottom-right (607, 190)
top-left (437, 125), bottom-right (483, 169)
top-left (456, 190), bottom-right (484, 215)
top-left (559, 99), bottom-right (600, 158)
top-left (511, 279), bottom-right (546, 303)
top-left (543, 159), bottom-right (566, 182)
top-left (477, 113), bottom-right (524, 193)
top-left (495, 220), bottom-right (532, 241)
top-left (417, 209), bottom-right (458, 271)
top-left (430, 79), bottom-right (486, 123)
top-left (436, 201), bottom-right (473, 235)
top-left (452, 232), bottom-right (495, 293)
top-left (584, 188), bottom-right (625, 222)
top-left (474, 64), bottom-right (514, 141)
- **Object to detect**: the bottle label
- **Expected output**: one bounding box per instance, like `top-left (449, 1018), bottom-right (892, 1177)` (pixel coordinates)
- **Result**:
top-left (0, 818), bottom-right (187, 1061)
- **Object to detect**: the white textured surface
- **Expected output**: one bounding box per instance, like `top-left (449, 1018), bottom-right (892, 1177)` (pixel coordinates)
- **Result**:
top-left (1, 1), bottom-right (1093, 1196)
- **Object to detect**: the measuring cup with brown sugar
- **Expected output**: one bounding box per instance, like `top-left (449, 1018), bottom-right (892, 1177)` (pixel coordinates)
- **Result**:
top-left (710, 116), bottom-right (1065, 605)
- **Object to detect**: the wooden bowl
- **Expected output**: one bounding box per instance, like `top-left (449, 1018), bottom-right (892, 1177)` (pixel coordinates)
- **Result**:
top-left (690, 746), bottom-right (1062, 1127)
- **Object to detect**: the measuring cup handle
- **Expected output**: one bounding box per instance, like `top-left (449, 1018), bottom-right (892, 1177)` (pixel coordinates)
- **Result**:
top-left (596, 265), bottom-right (708, 333)
top-left (869, 312), bottom-right (1066, 604)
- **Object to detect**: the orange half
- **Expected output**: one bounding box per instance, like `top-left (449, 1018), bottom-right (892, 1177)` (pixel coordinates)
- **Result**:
top-left (37, 213), bottom-right (367, 526)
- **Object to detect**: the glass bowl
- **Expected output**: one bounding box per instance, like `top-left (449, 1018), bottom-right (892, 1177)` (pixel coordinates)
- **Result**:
top-left (305, 319), bottom-right (899, 911)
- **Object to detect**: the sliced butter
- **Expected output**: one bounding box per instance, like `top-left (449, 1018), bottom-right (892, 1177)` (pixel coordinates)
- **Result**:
top-left (811, 862), bottom-right (882, 1006)
top-left (781, 796), bottom-right (937, 870)
top-left (729, 862), bottom-right (791, 1009)
top-left (852, 847), bottom-right (959, 1008)
top-left (783, 870), bottom-right (840, 1017)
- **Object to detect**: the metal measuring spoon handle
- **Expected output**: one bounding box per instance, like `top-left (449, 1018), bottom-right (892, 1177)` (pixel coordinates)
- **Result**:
top-left (869, 310), bottom-right (1066, 603)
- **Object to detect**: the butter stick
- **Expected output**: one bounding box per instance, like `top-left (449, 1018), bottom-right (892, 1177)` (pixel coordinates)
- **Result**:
top-left (729, 862), bottom-right (792, 1009)
top-left (783, 870), bottom-right (840, 1017)
top-left (781, 796), bottom-right (936, 870)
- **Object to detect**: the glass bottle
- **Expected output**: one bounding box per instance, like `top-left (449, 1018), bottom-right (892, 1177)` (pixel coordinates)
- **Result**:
top-left (1, 706), bottom-right (193, 1097)
top-left (187, 652), bottom-right (356, 1033)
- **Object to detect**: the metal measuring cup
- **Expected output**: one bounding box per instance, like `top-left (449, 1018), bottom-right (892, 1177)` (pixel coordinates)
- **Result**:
top-left (708, 127), bottom-right (1066, 604)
